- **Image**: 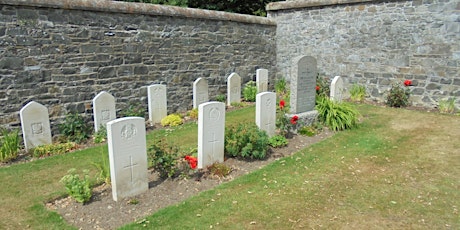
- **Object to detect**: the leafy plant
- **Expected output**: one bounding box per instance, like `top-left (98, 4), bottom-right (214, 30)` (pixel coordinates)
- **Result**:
top-left (215, 94), bottom-right (226, 103)
top-left (120, 102), bottom-right (146, 117)
top-left (187, 108), bottom-right (198, 120)
top-left (92, 146), bottom-right (111, 185)
top-left (160, 114), bottom-right (183, 127)
top-left (268, 135), bottom-right (288, 148)
top-left (0, 128), bottom-right (21, 163)
top-left (316, 96), bottom-right (359, 131)
top-left (225, 123), bottom-right (270, 159)
top-left (207, 162), bottom-right (231, 177)
top-left (59, 113), bottom-right (92, 144)
top-left (60, 168), bottom-right (92, 203)
top-left (439, 98), bottom-right (456, 114)
top-left (385, 81), bottom-right (411, 107)
top-left (298, 126), bottom-right (316, 137)
top-left (276, 99), bottom-right (295, 137)
top-left (274, 78), bottom-right (287, 96)
top-left (243, 81), bottom-right (257, 102)
top-left (316, 74), bottom-right (330, 97)
top-left (92, 125), bottom-right (107, 144)
top-left (349, 84), bottom-right (366, 102)
top-left (32, 142), bottom-right (78, 158)
top-left (230, 102), bottom-right (246, 108)
top-left (147, 139), bottom-right (180, 178)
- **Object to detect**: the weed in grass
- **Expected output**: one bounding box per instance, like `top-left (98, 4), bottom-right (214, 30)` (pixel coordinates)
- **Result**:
top-left (230, 102), bottom-right (246, 108)
top-left (0, 128), bottom-right (21, 162)
top-left (60, 168), bottom-right (92, 203)
top-left (438, 98), bottom-right (456, 114)
top-left (92, 146), bottom-right (110, 185)
top-left (350, 84), bottom-right (367, 102)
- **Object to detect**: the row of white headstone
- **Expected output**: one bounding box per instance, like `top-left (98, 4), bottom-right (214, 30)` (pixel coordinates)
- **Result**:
top-left (18, 69), bottom-right (271, 152)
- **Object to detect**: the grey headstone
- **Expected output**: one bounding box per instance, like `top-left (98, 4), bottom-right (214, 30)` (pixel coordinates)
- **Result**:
top-left (107, 117), bottom-right (148, 202)
top-left (19, 101), bottom-right (52, 151)
top-left (330, 76), bottom-right (344, 102)
top-left (256, 92), bottom-right (276, 137)
top-left (290, 56), bottom-right (317, 113)
top-left (227, 73), bottom-right (241, 106)
top-left (256, 69), bottom-right (269, 93)
top-left (193, 78), bottom-right (209, 109)
top-left (198, 102), bottom-right (225, 169)
top-left (93, 91), bottom-right (116, 132)
top-left (147, 84), bottom-right (167, 124)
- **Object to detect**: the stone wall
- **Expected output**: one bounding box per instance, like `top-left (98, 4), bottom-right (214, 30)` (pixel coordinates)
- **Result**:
top-left (267, 0), bottom-right (459, 109)
top-left (0, 0), bottom-right (276, 130)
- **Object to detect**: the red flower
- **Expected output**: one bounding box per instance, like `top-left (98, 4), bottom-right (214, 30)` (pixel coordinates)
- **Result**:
top-left (404, 80), bottom-right (412, 87)
top-left (279, 100), bottom-right (285, 109)
top-left (184, 155), bottom-right (197, 169)
top-left (316, 85), bottom-right (320, 91)
top-left (290, 115), bottom-right (299, 125)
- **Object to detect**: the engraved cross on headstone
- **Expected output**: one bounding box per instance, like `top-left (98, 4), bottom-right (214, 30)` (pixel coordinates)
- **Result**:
top-left (123, 155), bottom-right (138, 183)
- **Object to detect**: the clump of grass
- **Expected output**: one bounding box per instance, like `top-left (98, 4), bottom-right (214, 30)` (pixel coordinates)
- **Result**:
top-left (349, 84), bottom-right (366, 102)
top-left (439, 98), bottom-right (456, 114)
top-left (316, 96), bottom-right (359, 131)
top-left (0, 128), bottom-right (21, 163)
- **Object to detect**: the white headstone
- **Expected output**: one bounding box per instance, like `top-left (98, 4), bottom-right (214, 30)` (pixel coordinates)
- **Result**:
top-left (193, 78), bottom-right (209, 109)
top-left (19, 101), bottom-right (52, 151)
top-left (256, 92), bottom-right (276, 137)
top-left (256, 69), bottom-right (268, 93)
top-left (147, 84), bottom-right (167, 124)
top-left (227, 73), bottom-right (241, 106)
top-left (330, 76), bottom-right (344, 102)
top-left (198, 102), bottom-right (225, 169)
top-left (107, 117), bottom-right (148, 202)
top-left (93, 91), bottom-right (116, 132)
top-left (290, 56), bottom-right (317, 114)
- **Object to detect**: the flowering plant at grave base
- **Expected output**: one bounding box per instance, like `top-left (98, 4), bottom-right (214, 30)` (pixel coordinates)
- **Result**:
top-left (404, 80), bottom-right (412, 87)
top-left (276, 99), bottom-right (296, 137)
top-left (290, 115), bottom-right (299, 125)
top-left (279, 100), bottom-right (286, 110)
top-left (184, 155), bottom-right (197, 169)
top-left (316, 85), bottom-right (320, 91)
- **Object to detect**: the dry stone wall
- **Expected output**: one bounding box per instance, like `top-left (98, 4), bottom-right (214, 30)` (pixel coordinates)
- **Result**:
top-left (0, 0), bottom-right (276, 130)
top-left (268, 0), bottom-right (459, 109)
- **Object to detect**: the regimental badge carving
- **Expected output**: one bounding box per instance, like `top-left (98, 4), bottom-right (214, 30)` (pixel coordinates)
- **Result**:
top-left (121, 123), bottom-right (137, 140)
top-left (31, 122), bottom-right (43, 135)
top-left (209, 108), bottom-right (221, 122)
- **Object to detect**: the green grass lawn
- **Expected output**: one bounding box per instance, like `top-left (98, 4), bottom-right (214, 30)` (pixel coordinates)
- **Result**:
top-left (1, 104), bottom-right (459, 229)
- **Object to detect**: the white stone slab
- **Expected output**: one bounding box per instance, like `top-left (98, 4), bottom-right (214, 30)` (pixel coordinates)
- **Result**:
top-left (147, 84), bottom-right (167, 124)
top-left (198, 102), bottom-right (225, 169)
top-left (19, 101), bottom-right (52, 151)
top-left (290, 56), bottom-right (317, 113)
top-left (256, 69), bottom-right (269, 93)
top-left (93, 91), bottom-right (116, 132)
top-left (107, 117), bottom-right (148, 202)
top-left (227, 73), bottom-right (241, 106)
top-left (193, 78), bottom-right (209, 109)
top-left (330, 75), bottom-right (344, 102)
top-left (256, 92), bottom-right (276, 137)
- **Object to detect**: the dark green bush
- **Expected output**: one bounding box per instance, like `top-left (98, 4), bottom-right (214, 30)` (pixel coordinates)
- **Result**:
top-left (385, 82), bottom-right (411, 107)
top-left (59, 113), bottom-right (92, 144)
top-left (147, 139), bottom-right (180, 178)
top-left (268, 135), bottom-right (288, 148)
top-left (225, 123), bottom-right (270, 159)
top-left (316, 96), bottom-right (359, 131)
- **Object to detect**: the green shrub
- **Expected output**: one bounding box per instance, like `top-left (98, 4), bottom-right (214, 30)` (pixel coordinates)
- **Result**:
top-left (439, 98), bottom-right (456, 114)
top-left (147, 139), bottom-right (180, 178)
top-left (298, 126), bottom-right (316, 137)
top-left (215, 94), bottom-right (226, 103)
top-left (120, 102), bottom-right (145, 117)
top-left (60, 168), bottom-right (92, 203)
top-left (349, 84), bottom-right (366, 102)
top-left (225, 123), bottom-right (270, 159)
top-left (243, 81), bottom-right (257, 102)
top-left (0, 128), bottom-right (20, 163)
top-left (160, 114), bottom-right (183, 127)
top-left (32, 142), bottom-right (78, 158)
top-left (59, 113), bottom-right (92, 143)
top-left (385, 82), bottom-right (411, 107)
top-left (275, 78), bottom-right (287, 95)
top-left (92, 125), bottom-right (107, 144)
top-left (268, 135), bottom-right (288, 148)
top-left (316, 96), bottom-right (359, 131)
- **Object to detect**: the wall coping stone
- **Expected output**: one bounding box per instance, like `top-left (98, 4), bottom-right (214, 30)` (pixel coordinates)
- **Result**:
top-left (0, 0), bottom-right (276, 25)
top-left (267, 0), bottom-right (379, 11)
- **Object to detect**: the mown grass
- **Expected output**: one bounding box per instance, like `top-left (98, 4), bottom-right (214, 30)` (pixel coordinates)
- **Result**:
top-left (1, 104), bottom-right (459, 229)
